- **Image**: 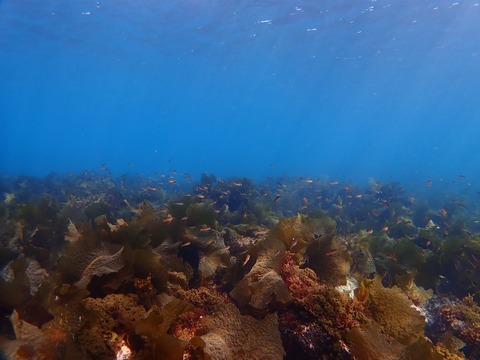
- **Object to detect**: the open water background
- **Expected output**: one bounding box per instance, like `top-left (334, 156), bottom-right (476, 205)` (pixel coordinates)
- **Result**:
top-left (1, 0), bottom-right (480, 187)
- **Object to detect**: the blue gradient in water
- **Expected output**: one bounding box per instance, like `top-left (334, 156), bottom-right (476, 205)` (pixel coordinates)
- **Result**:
top-left (1, 0), bottom-right (480, 184)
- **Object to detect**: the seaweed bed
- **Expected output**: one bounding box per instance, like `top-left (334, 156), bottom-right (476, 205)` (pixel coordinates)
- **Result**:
top-left (0, 171), bottom-right (479, 359)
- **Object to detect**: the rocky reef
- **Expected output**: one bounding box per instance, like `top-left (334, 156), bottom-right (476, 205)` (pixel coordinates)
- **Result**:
top-left (0, 172), bottom-right (479, 359)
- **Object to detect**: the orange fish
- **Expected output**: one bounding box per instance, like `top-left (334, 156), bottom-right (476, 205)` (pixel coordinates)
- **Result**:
top-left (290, 237), bottom-right (298, 249)
top-left (440, 208), bottom-right (447, 217)
top-left (274, 195), bottom-right (282, 204)
top-left (381, 226), bottom-right (389, 232)
top-left (163, 215), bottom-right (174, 223)
top-left (388, 252), bottom-right (397, 262)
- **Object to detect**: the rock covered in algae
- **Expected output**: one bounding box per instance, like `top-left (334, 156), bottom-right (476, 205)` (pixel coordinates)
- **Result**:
top-left (77, 293), bottom-right (146, 359)
top-left (229, 224), bottom-right (292, 310)
top-left (199, 302), bottom-right (285, 360)
top-left (353, 275), bottom-right (425, 346)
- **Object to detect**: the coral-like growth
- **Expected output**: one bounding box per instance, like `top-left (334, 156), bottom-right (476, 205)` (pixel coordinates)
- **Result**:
top-left (58, 229), bottom-right (125, 289)
top-left (198, 302), bottom-right (285, 360)
top-left (280, 252), bottom-right (363, 344)
top-left (229, 223), bottom-right (291, 310)
top-left (360, 275), bottom-right (425, 346)
top-left (77, 293), bottom-right (146, 359)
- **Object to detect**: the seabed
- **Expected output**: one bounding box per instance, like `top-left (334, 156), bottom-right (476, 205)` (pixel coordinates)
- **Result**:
top-left (0, 171), bottom-right (479, 359)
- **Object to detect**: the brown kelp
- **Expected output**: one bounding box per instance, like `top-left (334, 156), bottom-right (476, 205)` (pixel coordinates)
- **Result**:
top-left (0, 172), bottom-right (479, 359)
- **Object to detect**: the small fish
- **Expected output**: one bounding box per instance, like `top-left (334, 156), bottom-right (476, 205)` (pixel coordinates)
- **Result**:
top-left (173, 202), bottom-right (184, 205)
top-left (440, 208), bottom-right (447, 217)
top-left (254, 230), bottom-right (269, 236)
top-left (196, 194), bottom-right (205, 199)
top-left (242, 254), bottom-right (251, 266)
top-left (366, 229), bottom-right (374, 234)
top-left (381, 226), bottom-right (389, 232)
top-left (290, 237), bottom-right (297, 250)
top-left (355, 194), bottom-right (363, 198)
top-left (168, 180), bottom-right (177, 184)
top-left (329, 181), bottom-right (339, 185)
top-left (274, 195), bottom-right (282, 204)
top-left (163, 215), bottom-right (174, 223)
top-left (305, 179), bottom-right (314, 183)
top-left (200, 226), bottom-right (211, 232)
top-left (181, 216), bottom-right (188, 221)
top-left (181, 242), bottom-right (191, 247)
top-left (325, 250), bottom-right (338, 256)
top-left (148, 187), bottom-right (158, 191)
top-left (303, 197), bottom-right (309, 204)
top-left (332, 204), bottom-right (343, 209)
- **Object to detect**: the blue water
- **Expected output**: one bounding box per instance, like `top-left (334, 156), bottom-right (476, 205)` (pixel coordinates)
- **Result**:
top-left (1, 0), bottom-right (480, 185)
